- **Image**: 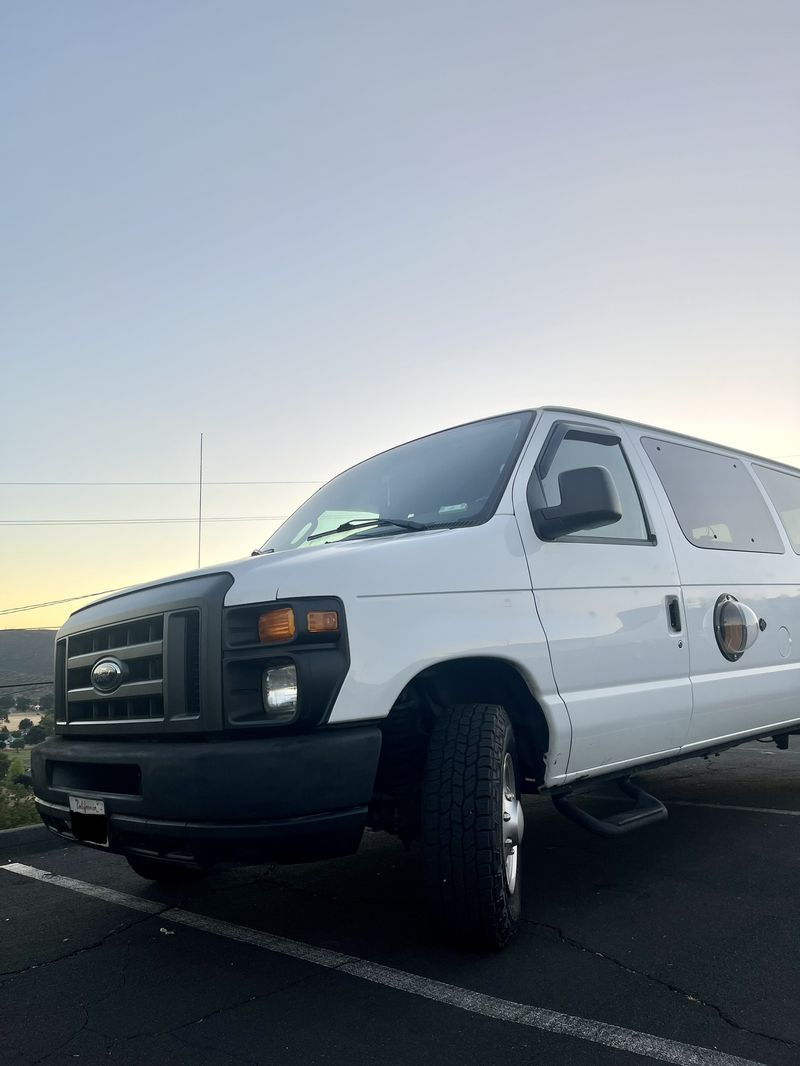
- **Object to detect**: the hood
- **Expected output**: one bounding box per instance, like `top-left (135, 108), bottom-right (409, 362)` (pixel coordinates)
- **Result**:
top-left (223, 514), bottom-right (530, 605)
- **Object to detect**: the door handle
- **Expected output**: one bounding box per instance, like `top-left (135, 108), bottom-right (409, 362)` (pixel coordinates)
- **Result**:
top-left (666, 596), bottom-right (682, 633)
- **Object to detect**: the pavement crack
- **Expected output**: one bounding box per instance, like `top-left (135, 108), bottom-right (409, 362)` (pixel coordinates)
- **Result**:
top-left (525, 918), bottom-right (800, 1050)
top-left (0, 910), bottom-right (163, 984)
top-left (99, 971), bottom-right (319, 1043)
top-left (28, 1006), bottom-right (90, 1065)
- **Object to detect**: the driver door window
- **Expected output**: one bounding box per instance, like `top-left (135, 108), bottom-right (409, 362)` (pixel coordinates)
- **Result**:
top-left (537, 431), bottom-right (651, 542)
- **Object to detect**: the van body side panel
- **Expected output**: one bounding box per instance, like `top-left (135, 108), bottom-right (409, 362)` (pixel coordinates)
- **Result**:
top-left (532, 586), bottom-right (690, 771)
top-left (681, 582), bottom-right (800, 743)
top-left (512, 413), bottom-right (692, 777)
top-left (324, 590), bottom-right (571, 778)
top-left (634, 435), bottom-right (800, 746)
top-left (269, 515), bottom-right (574, 784)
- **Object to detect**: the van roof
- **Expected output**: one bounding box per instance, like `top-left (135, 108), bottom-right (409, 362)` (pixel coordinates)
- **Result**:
top-left (536, 407), bottom-right (800, 476)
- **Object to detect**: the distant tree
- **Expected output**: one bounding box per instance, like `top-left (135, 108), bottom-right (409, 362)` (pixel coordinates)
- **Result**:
top-left (0, 757), bottom-right (36, 828)
top-left (0, 751), bottom-right (10, 779)
top-left (0, 725), bottom-right (9, 736)
top-left (38, 693), bottom-right (55, 712)
top-left (15, 696), bottom-right (33, 713)
top-left (0, 694), bottom-right (14, 713)
top-left (9, 738), bottom-right (25, 750)
top-left (18, 718), bottom-right (34, 733)
top-left (25, 725), bottom-right (46, 745)
top-left (39, 713), bottom-right (55, 737)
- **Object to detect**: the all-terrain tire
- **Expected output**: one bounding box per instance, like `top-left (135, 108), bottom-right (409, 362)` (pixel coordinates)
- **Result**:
top-left (422, 703), bottom-right (523, 949)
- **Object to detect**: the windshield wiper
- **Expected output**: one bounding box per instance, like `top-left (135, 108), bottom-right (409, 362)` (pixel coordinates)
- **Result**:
top-left (306, 518), bottom-right (430, 542)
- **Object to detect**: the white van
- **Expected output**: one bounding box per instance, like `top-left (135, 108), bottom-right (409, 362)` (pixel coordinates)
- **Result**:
top-left (32, 408), bottom-right (800, 947)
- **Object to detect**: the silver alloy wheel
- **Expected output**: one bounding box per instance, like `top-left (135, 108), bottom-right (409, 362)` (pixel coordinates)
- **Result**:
top-left (501, 752), bottom-right (524, 893)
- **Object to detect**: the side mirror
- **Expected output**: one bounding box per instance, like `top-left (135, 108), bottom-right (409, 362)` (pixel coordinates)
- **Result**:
top-left (532, 466), bottom-right (622, 540)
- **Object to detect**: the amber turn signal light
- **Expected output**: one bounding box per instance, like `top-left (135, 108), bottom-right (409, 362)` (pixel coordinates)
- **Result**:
top-left (307, 610), bottom-right (339, 634)
top-left (258, 607), bottom-right (296, 643)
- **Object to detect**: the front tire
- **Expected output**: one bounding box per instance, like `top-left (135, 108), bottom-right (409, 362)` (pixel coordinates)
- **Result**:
top-left (422, 703), bottom-right (524, 949)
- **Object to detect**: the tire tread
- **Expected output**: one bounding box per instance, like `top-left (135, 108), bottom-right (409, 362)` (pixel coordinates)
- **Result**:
top-left (422, 703), bottom-right (520, 948)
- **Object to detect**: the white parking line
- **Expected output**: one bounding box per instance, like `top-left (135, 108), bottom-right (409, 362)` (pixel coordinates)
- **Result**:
top-left (2, 862), bottom-right (769, 1066)
top-left (667, 801), bottom-right (800, 817)
top-left (727, 747), bottom-right (800, 757)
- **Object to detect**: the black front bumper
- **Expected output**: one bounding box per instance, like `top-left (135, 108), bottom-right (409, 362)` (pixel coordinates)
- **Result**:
top-left (32, 727), bottom-right (382, 864)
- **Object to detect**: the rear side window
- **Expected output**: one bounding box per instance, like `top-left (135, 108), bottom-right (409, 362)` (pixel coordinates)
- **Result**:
top-left (753, 465), bottom-right (800, 554)
top-left (642, 437), bottom-right (784, 554)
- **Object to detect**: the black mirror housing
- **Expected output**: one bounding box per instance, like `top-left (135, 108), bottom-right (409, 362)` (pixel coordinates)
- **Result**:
top-left (532, 466), bottom-right (623, 540)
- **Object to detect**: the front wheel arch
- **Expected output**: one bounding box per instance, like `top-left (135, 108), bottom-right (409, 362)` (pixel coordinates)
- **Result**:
top-left (403, 656), bottom-right (551, 788)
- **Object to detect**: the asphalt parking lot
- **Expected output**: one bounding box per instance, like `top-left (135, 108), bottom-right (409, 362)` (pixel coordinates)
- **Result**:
top-left (1, 739), bottom-right (798, 1066)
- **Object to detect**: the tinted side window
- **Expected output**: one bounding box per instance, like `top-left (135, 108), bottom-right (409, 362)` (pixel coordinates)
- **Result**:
top-left (754, 465), bottom-right (800, 554)
top-left (538, 432), bottom-right (650, 541)
top-left (642, 438), bottom-right (784, 554)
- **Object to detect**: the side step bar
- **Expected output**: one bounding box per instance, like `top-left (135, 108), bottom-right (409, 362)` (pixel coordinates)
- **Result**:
top-left (552, 777), bottom-right (668, 837)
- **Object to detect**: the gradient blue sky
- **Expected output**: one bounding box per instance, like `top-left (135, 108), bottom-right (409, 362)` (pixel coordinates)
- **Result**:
top-left (2, 1), bottom-right (799, 628)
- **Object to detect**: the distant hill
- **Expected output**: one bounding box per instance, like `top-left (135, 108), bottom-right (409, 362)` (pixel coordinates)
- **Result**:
top-left (0, 629), bottom-right (57, 694)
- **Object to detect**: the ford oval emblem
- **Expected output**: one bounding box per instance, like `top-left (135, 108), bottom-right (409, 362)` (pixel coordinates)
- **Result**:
top-left (90, 657), bottom-right (125, 693)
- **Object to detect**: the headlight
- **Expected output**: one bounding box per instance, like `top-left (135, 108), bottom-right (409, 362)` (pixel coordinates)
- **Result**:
top-left (261, 664), bottom-right (298, 722)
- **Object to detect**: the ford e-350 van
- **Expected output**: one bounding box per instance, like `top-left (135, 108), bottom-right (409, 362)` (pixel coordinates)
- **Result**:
top-left (32, 408), bottom-right (800, 947)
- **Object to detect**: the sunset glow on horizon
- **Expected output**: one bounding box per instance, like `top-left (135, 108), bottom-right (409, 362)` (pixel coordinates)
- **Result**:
top-left (2, 2), bottom-right (798, 632)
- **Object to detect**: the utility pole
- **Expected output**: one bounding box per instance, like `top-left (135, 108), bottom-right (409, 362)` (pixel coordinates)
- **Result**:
top-left (197, 432), bottom-right (204, 568)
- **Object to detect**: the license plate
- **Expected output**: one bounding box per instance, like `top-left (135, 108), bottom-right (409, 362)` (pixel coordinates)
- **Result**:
top-left (69, 796), bottom-right (106, 816)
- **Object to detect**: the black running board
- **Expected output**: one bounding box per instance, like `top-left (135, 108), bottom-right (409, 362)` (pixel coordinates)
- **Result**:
top-left (552, 777), bottom-right (668, 837)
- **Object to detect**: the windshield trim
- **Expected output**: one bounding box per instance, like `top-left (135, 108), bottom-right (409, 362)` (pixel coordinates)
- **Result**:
top-left (261, 410), bottom-right (537, 553)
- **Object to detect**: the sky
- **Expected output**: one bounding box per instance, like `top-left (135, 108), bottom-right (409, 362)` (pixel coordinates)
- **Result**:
top-left (2, 0), bottom-right (799, 631)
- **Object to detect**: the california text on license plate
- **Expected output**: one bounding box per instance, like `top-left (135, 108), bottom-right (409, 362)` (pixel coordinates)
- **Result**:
top-left (69, 796), bottom-right (106, 816)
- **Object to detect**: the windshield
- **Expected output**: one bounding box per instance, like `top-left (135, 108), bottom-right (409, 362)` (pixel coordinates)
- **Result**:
top-left (261, 411), bottom-right (534, 551)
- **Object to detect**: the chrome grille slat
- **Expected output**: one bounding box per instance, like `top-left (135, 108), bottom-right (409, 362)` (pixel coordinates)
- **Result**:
top-left (67, 679), bottom-right (163, 703)
top-left (67, 640), bottom-right (164, 670)
top-left (68, 695), bottom-right (164, 724)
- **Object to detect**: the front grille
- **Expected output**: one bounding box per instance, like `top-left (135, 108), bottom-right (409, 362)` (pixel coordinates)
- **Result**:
top-left (65, 614), bottom-right (166, 724)
top-left (69, 616), bottom-right (163, 657)
top-left (56, 571), bottom-right (231, 734)
top-left (69, 696), bottom-right (164, 723)
top-left (63, 611), bottom-right (201, 727)
top-left (55, 639), bottom-right (67, 724)
top-left (67, 650), bottom-right (163, 692)
top-left (183, 610), bottom-right (201, 717)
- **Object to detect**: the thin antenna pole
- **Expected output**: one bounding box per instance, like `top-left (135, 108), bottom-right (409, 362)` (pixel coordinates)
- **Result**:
top-left (197, 433), bottom-right (204, 568)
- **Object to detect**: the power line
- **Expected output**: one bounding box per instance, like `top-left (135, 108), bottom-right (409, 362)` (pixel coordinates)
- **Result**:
top-left (0, 589), bottom-right (126, 616)
top-left (0, 516), bottom-right (287, 526)
top-left (0, 480), bottom-right (323, 486)
top-left (0, 680), bottom-right (51, 689)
